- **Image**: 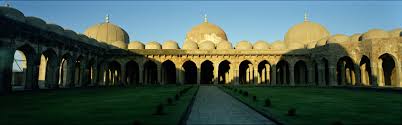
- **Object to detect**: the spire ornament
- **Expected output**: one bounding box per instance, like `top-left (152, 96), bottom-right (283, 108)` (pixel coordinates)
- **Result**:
top-left (105, 14), bottom-right (110, 23)
top-left (304, 11), bottom-right (308, 22)
top-left (204, 14), bottom-right (208, 22)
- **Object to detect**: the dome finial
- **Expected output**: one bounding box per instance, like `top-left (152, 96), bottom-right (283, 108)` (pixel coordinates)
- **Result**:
top-left (105, 14), bottom-right (110, 23)
top-left (204, 14), bottom-right (208, 22)
top-left (4, 0), bottom-right (10, 7)
top-left (304, 11), bottom-right (308, 22)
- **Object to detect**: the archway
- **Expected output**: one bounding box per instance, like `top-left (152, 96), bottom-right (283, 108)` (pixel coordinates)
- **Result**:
top-left (144, 60), bottom-right (158, 84)
top-left (12, 50), bottom-right (27, 91)
top-left (106, 61), bottom-right (121, 86)
top-left (239, 60), bottom-right (253, 84)
top-left (276, 60), bottom-right (289, 85)
top-left (218, 60), bottom-right (231, 84)
top-left (360, 56), bottom-right (372, 86)
top-left (125, 61), bottom-right (139, 85)
top-left (58, 54), bottom-right (72, 88)
top-left (200, 60), bottom-right (214, 84)
top-left (162, 60), bottom-right (176, 84)
top-left (38, 49), bottom-right (58, 89)
top-left (294, 60), bottom-right (308, 85)
top-left (258, 60), bottom-right (271, 84)
top-left (86, 59), bottom-right (96, 86)
top-left (379, 53), bottom-right (398, 86)
top-left (182, 61), bottom-right (197, 84)
top-left (337, 56), bottom-right (356, 85)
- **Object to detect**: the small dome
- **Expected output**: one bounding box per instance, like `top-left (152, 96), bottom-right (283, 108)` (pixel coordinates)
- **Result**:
top-left (270, 40), bottom-right (286, 50)
top-left (78, 34), bottom-right (91, 43)
top-left (235, 40), bottom-right (253, 50)
top-left (253, 40), bottom-right (270, 50)
top-left (349, 33), bottom-right (362, 42)
top-left (110, 41), bottom-right (127, 49)
top-left (128, 41), bottom-right (145, 49)
top-left (0, 6), bottom-right (25, 22)
top-left (361, 29), bottom-right (390, 41)
top-left (84, 21), bottom-right (130, 45)
top-left (389, 28), bottom-right (402, 37)
top-left (25, 16), bottom-right (46, 29)
top-left (182, 41), bottom-right (198, 49)
top-left (145, 41), bottom-right (162, 49)
top-left (216, 41), bottom-right (233, 49)
top-left (162, 40), bottom-right (180, 49)
top-left (307, 41), bottom-right (317, 49)
top-left (64, 29), bottom-right (78, 40)
top-left (199, 41), bottom-right (215, 49)
top-left (327, 34), bottom-right (350, 44)
top-left (285, 21), bottom-right (330, 47)
top-left (287, 42), bottom-right (305, 49)
top-left (185, 21), bottom-right (228, 45)
top-left (46, 23), bottom-right (64, 35)
top-left (315, 37), bottom-right (329, 47)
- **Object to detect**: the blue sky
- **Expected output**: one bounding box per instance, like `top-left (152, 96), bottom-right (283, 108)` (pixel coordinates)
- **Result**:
top-left (10, 1), bottom-right (402, 45)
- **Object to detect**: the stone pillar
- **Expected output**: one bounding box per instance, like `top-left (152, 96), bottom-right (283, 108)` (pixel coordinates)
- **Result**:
top-left (317, 63), bottom-right (324, 86)
top-left (0, 44), bottom-right (14, 94)
top-left (197, 69), bottom-right (201, 85)
top-left (246, 68), bottom-right (250, 83)
top-left (370, 61), bottom-right (378, 86)
top-left (340, 63), bottom-right (346, 85)
top-left (254, 68), bottom-right (258, 85)
top-left (214, 63), bottom-right (219, 85)
top-left (157, 65), bottom-right (161, 85)
top-left (176, 68), bottom-right (181, 84)
top-left (271, 65), bottom-right (276, 85)
top-left (308, 67), bottom-right (314, 85)
top-left (121, 63), bottom-right (127, 86)
top-left (377, 60), bottom-right (384, 86)
top-left (139, 67), bottom-right (143, 85)
top-left (289, 64), bottom-right (295, 86)
top-left (329, 66), bottom-right (337, 86)
top-left (234, 69), bottom-right (239, 85)
top-left (261, 68), bottom-right (266, 84)
top-left (265, 64), bottom-right (270, 84)
top-left (354, 64), bottom-right (361, 85)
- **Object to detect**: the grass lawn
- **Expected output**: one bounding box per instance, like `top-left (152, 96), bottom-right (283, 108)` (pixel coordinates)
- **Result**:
top-left (222, 86), bottom-right (402, 125)
top-left (0, 85), bottom-right (197, 125)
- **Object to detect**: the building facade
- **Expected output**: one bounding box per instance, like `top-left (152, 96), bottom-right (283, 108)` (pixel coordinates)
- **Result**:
top-left (0, 6), bottom-right (401, 94)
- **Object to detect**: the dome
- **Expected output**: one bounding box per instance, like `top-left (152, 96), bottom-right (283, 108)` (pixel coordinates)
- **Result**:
top-left (271, 40), bottom-right (287, 50)
top-left (25, 16), bottom-right (46, 29)
top-left (64, 29), bottom-right (78, 40)
top-left (389, 28), bottom-right (402, 37)
top-left (285, 21), bottom-right (330, 47)
top-left (253, 40), bottom-right (270, 50)
top-left (145, 41), bottom-right (162, 49)
top-left (0, 6), bottom-right (25, 22)
top-left (84, 19), bottom-right (129, 45)
top-left (110, 41), bottom-right (127, 49)
top-left (287, 42), bottom-right (305, 49)
top-left (128, 41), bottom-right (145, 49)
top-left (216, 41), bottom-right (233, 49)
top-left (350, 33), bottom-right (362, 42)
top-left (185, 20), bottom-right (228, 45)
top-left (327, 34), bottom-right (350, 44)
top-left (162, 40), bottom-right (180, 49)
top-left (307, 41), bottom-right (317, 49)
top-left (316, 37), bottom-right (329, 47)
top-left (46, 23), bottom-right (64, 35)
top-left (182, 41), bottom-right (198, 49)
top-left (235, 40), bottom-right (253, 50)
top-left (199, 41), bottom-right (215, 49)
top-left (361, 29), bottom-right (390, 41)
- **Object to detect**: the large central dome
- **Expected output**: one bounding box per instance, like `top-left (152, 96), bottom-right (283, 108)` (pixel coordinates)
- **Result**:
top-left (84, 16), bottom-right (129, 49)
top-left (185, 16), bottom-right (228, 45)
top-left (284, 16), bottom-right (330, 47)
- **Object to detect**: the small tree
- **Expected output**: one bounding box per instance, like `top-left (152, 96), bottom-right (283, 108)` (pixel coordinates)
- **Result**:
top-left (252, 95), bottom-right (257, 101)
top-left (243, 91), bottom-right (249, 97)
top-left (264, 98), bottom-right (271, 107)
top-left (154, 103), bottom-right (165, 115)
top-left (167, 98), bottom-right (173, 105)
top-left (175, 94), bottom-right (180, 101)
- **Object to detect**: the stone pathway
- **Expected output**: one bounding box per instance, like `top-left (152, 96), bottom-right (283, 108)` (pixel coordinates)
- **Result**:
top-left (186, 86), bottom-right (275, 125)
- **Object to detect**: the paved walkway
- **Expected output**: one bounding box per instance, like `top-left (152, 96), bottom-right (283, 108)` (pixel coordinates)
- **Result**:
top-left (186, 86), bottom-right (275, 125)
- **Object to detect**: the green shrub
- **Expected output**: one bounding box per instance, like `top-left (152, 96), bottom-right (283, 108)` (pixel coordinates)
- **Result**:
top-left (154, 103), bottom-right (165, 115)
top-left (287, 108), bottom-right (296, 116)
top-left (167, 98), bottom-right (173, 105)
top-left (243, 91), bottom-right (249, 97)
top-left (175, 94), bottom-right (180, 101)
top-left (264, 98), bottom-right (271, 107)
top-left (252, 95), bottom-right (257, 101)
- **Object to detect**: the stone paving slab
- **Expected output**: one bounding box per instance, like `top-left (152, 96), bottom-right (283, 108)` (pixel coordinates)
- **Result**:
top-left (186, 86), bottom-right (275, 125)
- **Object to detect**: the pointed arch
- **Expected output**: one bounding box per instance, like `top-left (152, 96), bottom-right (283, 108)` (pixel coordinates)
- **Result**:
top-left (125, 60), bottom-right (139, 85)
top-left (258, 60), bottom-right (271, 84)
top-left (201, 60), bottom-right (214, 84)
top-left (182, 60), bottom-right (197, 84)
top-left (294, 60), bottom-right (308, 85)
top-left (218, 60), bottom-right (231, 84)
top-left (379, 53), bottom-right (398, 86)
top-left (239, 60), bottom-right (253, 84)
top-left (360, 55), bottom-right (372, 86)
top-left (162, 60), bottom-right (176, 84)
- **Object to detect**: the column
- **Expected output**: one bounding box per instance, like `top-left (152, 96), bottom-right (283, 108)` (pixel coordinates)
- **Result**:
top-left (157, 65), bottom-right (161, 85)
top-left (289, 64), bottom-right (295, 86)
top-left (197, 69), bottom-right (201, 85)
top-left (0, 45), bottom-right (14, 94)
top-left (265, 64), bottom-right (270, 84)
top-left (308, 67), bottom-right (314, 85)
top-left (377, 60), bottom-right (384, 86)
top-left (271, 65), bottom-right (276, 85)
top-left (370, 61), bottom-right (378, 86)
top-left (254, 68), bottom-right (258, 85)
top-left (340, 63), bottom-right (346, 85)
top-left (329, 66), bottom-right (337, 86)
top-left (214, 64), bottom-right (218, 84)
top-left (234, 69), bottom-right (239, 85)
top-left (246, 68), bottom-right (250, 83)
top-left (121, 63), bottom-right (127, 86)
top-left (176, 68), bottom-right (181, 84)
top-left (317, 64), bottom-right (324, 86)
top-left (261, 68), bottom-right (266, 84)
top-left (138, 67), bottom-right (143, 85)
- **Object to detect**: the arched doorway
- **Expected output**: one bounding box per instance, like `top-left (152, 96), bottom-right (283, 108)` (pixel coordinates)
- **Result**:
top-left (258, 60), bottom-right (271, 84)
top-left (38, 49), bottom-right (58, 89)
top-left (106, 61), bottom-right (121, 86)
top-left (58, 54), bottom-right (72, 88)
top-left (162, 60), bottom-right (176, 84)
top-left (337, 56), bottom-right (356, 85)
top-left (182, 61), bottom-right (197, 84)
top-left (294, 60), bottom-right (308, 85)
top-left (144, 60), bottom-right (158, 84)
top-left (218, 60), bottom-right (231, 84)
top-left (239, 60), bottom-right (253, 84)
top-left (12, 45), bottom-right (34, 91)
top-left (379, 53), bottom-right (398, 86)
top-left (276, 60), bottom-right (289, 85)
top-left (125, 61), bottom-right (139, 85)
top-left (201, 60), bottom-right (214, 84)
top-left (360, 56), bottom-right (372, 86)
top-left (86, 59), bottom-right (96, 86)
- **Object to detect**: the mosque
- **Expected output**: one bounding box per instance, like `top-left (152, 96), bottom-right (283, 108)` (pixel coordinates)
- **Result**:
top-left (0, 6), bottom-right (401, 94)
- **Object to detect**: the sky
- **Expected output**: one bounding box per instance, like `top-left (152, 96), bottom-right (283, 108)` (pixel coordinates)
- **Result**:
top-left (8, 1), bottom-right (402, 45)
